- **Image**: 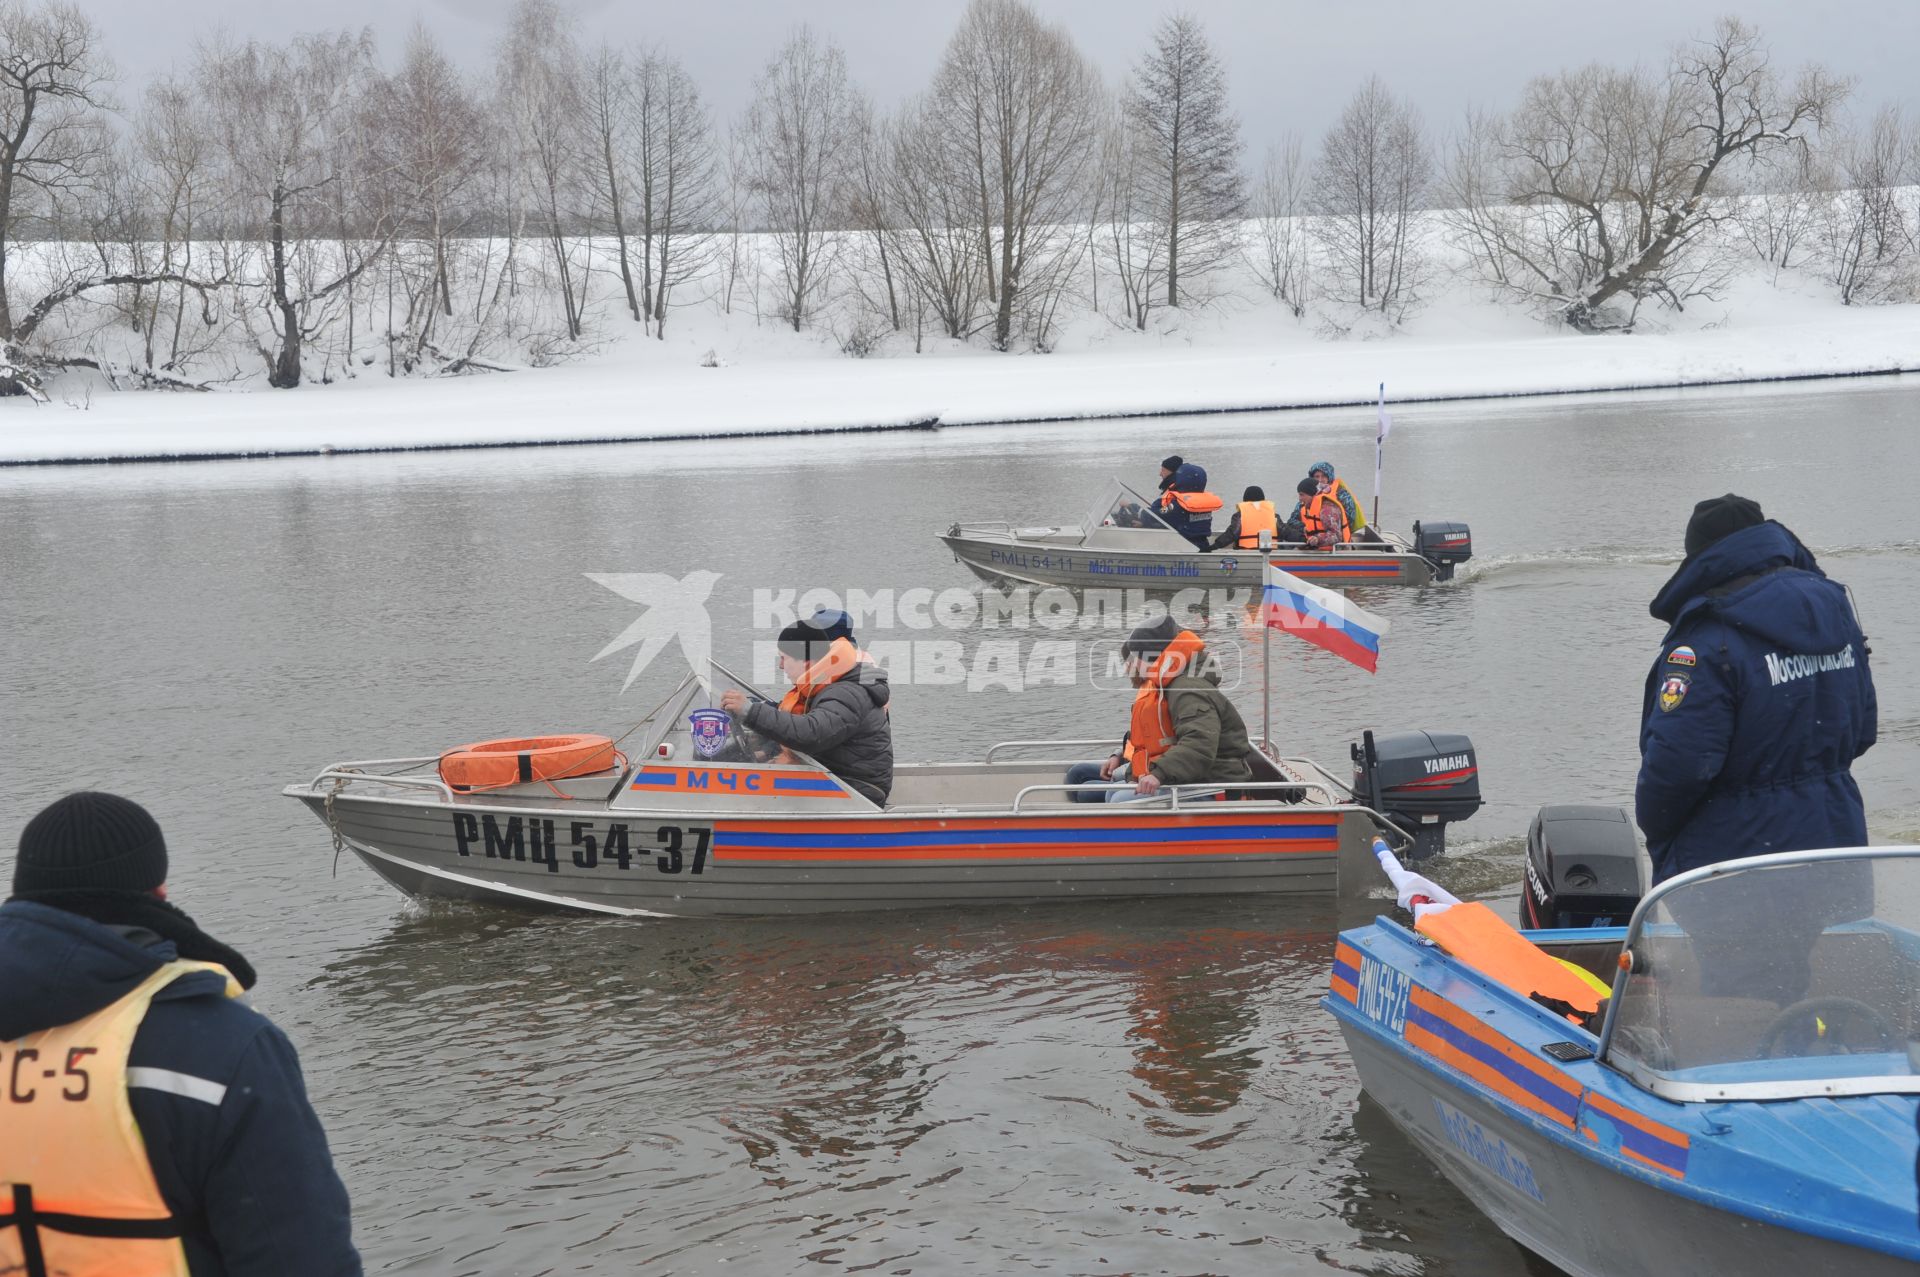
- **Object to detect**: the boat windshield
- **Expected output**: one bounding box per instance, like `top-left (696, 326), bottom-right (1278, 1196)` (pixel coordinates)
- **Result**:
top-left (1082, 479), bottom-right (1180, 535)
top-left (1601, 848), bottom-right (1920, 1101)
top-left (642, 665), bottom-right (809, 769)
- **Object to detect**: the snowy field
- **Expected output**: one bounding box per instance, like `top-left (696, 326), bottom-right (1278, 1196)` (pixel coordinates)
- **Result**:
top-left (2, 240), bottom-right (1916, 466)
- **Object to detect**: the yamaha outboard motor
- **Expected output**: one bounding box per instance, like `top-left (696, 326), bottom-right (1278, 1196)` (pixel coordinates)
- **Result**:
top-left (1413, 520), bottom-right (1472, 581)
top-left (1350, 730), bottom-right (1482, 861)
top-left (1520, 806), bottom-right (1644, 930)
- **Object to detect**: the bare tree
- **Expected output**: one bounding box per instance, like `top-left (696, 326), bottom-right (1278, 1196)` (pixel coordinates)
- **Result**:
top-left (131, 75), bottom-right (217, 372)
top-left (634, 50), bottom-right (717, 338)
top-left (884, 97), bottom-right (985, 339)
top-left (197, 30), bottom-right (390, 388)
top-left (367, 25), bottom-right (488, 371)
top-left (1819, 106), bottom-right (1915, 305)
top-left (1122, 14), bottom-right (1243, 311)
top-left (845, 97), bottom-right (900, 332)
top-left (1093, 107), bottom-right (1167, 329)
top-left (1312, 75), bottom-right (1431, 320)
top-left (0, 0), bottom-right (112, 344)
top-left (583, 44), bottom-right (644, 324)
top-left (1731, 140), bottom-right (1828, 277)
top-left (716, 124), bottom-right (752, 316)
top-left (742, 26), bottom-right (859, 332)
top-left (1448, 20), bottom-right (1844, 329)
top-left (498, 0), bottom-right (590, 341)
top-left (1246, 134), bottom-right (1311, 316)
top-left (931, 0), bottom-right (1103, 350)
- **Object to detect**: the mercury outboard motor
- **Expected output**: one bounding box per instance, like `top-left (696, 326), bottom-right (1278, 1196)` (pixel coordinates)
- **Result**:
top-left (1350, 730), bottom-right (1482, 861)
top-left (1520, 806), bottom-right (1644, 930)
top-left (1413, 520), bottom-right (1473, 581)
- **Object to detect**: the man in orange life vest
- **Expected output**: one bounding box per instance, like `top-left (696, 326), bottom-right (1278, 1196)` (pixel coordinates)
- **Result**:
top-left (719, 615), bottom-right (895, 805)
top-left (1066, 618), bottom-right (1256, 802)
top-left (1210, 486), bottom-right (1278, 551)
top-left (1291, 476), bottom-right (1347, 549)
top-left (0, 792), bottom-right (360, 1277)
top-left (1155, 462), bottom-right (1224, 550)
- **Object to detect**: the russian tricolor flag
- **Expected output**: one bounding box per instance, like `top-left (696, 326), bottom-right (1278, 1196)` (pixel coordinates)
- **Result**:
top-left (1263, 561), bottom-right (1389, 673)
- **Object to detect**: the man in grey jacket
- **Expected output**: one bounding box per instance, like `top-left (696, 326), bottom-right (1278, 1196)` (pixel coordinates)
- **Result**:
top-left (719, 616), bottom-right (894, 805)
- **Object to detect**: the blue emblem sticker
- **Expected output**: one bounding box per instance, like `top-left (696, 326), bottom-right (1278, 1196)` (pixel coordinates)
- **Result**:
top-left (1666, 645), bottom-right (1697, 668)
top-left (688, 709), bottom-right (733, 759)
top-left (1658, 675), bottom-right (1690, 713)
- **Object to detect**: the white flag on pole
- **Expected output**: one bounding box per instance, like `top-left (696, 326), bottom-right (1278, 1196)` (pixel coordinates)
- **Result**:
top-left (1377, 383), bottom-right (1392, 442)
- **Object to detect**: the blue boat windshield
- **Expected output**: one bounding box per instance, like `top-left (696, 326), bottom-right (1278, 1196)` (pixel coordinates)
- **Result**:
top-left (1606, 852), bottom-right (1920, 1099)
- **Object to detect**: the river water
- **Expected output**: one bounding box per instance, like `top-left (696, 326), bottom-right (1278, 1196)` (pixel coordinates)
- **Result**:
top-left (3, 377), bottom-right (1917, 1274)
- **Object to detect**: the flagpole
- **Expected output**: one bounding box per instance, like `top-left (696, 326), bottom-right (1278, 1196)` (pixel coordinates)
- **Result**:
top-left (1373, 382), bottom-right (1385, 528)
top-left (1262, 567), bottom-right (1272, 754)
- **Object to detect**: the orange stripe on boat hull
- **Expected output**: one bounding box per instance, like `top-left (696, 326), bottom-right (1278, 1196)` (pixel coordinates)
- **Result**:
top-left (716, 839), bottom-right (1338, 862)
top-left (1404, 1022), bottom-right (1576, 1130)
top-left (1411, 989), bottom-right (1585, 1105)
top-left (714, 814), bottom-right (1342, 836)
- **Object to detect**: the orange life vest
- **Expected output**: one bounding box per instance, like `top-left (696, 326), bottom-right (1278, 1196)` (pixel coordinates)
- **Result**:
top-left (776, 637), bottom-right (862, 714)
top-left (1157, 490), bottom-right (1225, 516)
top-left (0, 959), bottom-right (242, 1277)
top-left (1300, 492), bottom-right (1348, 547)
top-left (1123, 630), bottom-right (1207, 776)
top-left (1235, 501), bottom-right (1278, 549)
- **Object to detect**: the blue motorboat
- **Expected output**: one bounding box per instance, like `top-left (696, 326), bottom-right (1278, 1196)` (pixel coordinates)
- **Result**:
top-left (1325, 845), bottom-right (1920, 1276)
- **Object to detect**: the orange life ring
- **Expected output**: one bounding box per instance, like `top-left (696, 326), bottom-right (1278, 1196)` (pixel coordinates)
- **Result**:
top-left (439, 734), bottom-right (620, 792)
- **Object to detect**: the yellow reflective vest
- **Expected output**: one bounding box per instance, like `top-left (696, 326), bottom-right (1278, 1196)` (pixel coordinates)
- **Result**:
top-left (1, 959), bottom-right (240, 1277)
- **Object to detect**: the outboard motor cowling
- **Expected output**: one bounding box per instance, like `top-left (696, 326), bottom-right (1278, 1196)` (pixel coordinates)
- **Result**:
top-left (1520, 806), bottom-right (1644, 930)
top-left (1351, 730), bottom-right (1482, 861)
top-left (1413, 520), bottom-right (1472, 581)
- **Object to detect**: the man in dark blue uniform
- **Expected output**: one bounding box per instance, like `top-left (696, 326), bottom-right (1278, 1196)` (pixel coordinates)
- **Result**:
top-left (1635, 496), bottom-right (1877, 1001)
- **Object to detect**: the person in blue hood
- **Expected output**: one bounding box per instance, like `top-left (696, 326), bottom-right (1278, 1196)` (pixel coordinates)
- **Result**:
top-left (1636, 495), bottom-right (1876, 882)
top-left (0, 792), bottom-right (361, 1276)
top-left (1153, 461), bottom-right (1223, 550)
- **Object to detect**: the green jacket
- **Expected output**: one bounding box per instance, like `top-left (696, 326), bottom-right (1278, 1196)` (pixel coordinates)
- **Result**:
top-left (1144, 670), bottom-right (1256, 788)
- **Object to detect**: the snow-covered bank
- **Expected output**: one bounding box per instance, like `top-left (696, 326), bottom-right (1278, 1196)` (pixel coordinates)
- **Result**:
top-left (4, 277), bottom-right (1917, 465)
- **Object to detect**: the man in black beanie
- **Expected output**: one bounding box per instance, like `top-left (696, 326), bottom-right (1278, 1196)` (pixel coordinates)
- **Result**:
top-left (1637, 497), bottom-right (1877, 999)
top-left (717, 616), bottom-right (894, 804)
top-left (0, 792), bottom-right (361, 1275)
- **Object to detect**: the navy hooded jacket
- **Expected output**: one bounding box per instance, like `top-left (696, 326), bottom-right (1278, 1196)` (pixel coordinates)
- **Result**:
top-left (1635, 522), bottom-right (1876, 883)
top-left (1158, 462), bottom-right (1216, 548)
top-left (0, 900), bottom-right (361, 1276)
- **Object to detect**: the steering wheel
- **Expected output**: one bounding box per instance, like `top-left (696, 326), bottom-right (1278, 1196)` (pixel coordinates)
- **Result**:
top-left (1757, 995), bottom-right (1898, 1059)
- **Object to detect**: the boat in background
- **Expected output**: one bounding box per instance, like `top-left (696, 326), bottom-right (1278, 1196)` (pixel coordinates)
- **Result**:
top-left (941, 479), bottom-right (1472, 590)
top-left (284, 660), bottom-right (1484, 917)
top-left (1325, 844), bottom-right (1920, 1276)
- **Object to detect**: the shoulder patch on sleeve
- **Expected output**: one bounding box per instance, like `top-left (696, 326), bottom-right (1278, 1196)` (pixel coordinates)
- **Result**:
top-left (1665, 645), bottom-right (1696, 668)
top-left (1658, 674), bottom-right (1691, 712)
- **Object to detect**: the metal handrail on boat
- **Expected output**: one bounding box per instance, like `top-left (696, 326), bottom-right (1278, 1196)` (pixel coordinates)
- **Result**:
top-left (1009, 779), bottom-right (1342, 812)
top-left (305, 764), bottom-right (455, 804)
top-left (985, 739), bottom-right (1125, 762)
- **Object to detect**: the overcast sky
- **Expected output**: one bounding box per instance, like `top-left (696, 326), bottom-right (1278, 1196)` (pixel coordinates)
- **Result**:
top-left (87, 0), bottom-right (1915, 156)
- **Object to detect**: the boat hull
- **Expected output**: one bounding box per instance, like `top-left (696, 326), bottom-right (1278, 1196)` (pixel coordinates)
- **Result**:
top-left (1325, 915), bottom-right (1920, 1277)
top-left (291, 790), bottom-right (1366, 918)
top-left (1336, 1016), bottom-right (1919, 1277)
top-left (941, 533), bottom-right (1434, 590)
